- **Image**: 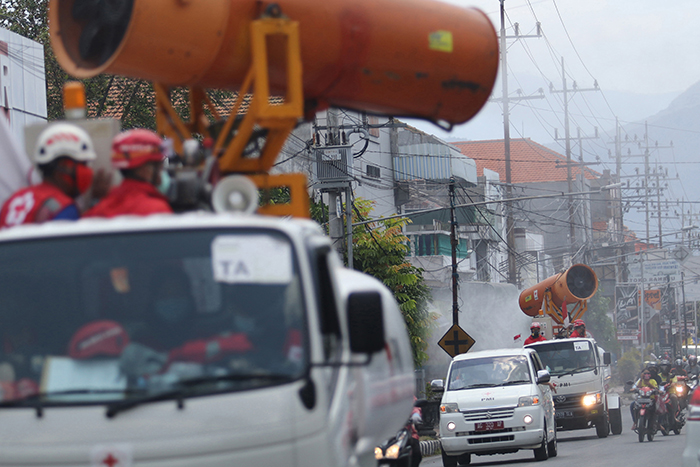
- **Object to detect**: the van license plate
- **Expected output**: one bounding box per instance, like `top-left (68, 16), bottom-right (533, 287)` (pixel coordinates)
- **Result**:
top-left (475, 421), bottom-right (504, 431)
top-left (555, 411), bottom-right (573, 418)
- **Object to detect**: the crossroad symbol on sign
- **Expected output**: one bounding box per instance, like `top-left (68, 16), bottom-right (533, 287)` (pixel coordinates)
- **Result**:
top-left (438, 324), bottom-right (476, 358)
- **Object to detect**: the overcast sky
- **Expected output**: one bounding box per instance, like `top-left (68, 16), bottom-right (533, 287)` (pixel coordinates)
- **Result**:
top-left (447, 0), bottom-right (700, 95)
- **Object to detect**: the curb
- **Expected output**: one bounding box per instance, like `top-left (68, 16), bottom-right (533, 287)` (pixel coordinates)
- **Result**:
top-left (419, 439), bottom-right (441, 456)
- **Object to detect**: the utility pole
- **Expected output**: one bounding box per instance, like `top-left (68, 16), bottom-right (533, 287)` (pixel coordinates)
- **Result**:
top-left (450, 180), bottom-right (459, 325)
top-left (550, 57), bottom-right (598, 259)
top-left (496, 0), bottom-right (542, 284)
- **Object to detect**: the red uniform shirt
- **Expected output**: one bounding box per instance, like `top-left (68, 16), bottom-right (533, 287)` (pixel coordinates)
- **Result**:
top-left (0, 182), bottom-right (74, 228)
top-left (84, 178), bottom-right (172, 218)
top-left (524, 335), bottom-right (547, 345)
top-left (570, 329), bottom-right (587, 338)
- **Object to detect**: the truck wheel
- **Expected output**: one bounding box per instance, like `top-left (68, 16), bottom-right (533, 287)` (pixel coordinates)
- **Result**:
top-left (609, 408), bottom-right (622, 435)
top-left (441, 449), bottom-right (459, 467)
top-left (595, 412), bottom-right (609, 438)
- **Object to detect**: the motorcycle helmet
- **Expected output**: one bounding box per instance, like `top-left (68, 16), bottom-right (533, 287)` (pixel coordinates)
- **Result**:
top-left (659, 359), bottom-right (671, 375)
top-left (690, 355), bottom-right (698, 366)
top-left (676, 358), bottom-right (684, 368)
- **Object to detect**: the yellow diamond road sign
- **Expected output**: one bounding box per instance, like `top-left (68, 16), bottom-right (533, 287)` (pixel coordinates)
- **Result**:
top-left (438, 324), bottom-right (475, 358)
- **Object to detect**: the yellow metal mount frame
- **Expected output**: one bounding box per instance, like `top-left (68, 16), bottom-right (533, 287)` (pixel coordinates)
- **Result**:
top-left (541, 289), bottom-right (588, 333)
top-left (154, 16), bottom-right (308, 218)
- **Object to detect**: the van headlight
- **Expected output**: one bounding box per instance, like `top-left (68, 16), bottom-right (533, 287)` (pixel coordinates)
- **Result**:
top-left (518, 396), bottom-right (541, 407)
top-left (582, 392), bottom-right (602, 407)
top-left (441, 403), bottom-right (460, 413)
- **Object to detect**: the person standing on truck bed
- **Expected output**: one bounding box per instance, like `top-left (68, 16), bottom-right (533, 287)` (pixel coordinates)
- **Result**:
top-left (84, 129), bottom-right (173, 218)
top-left (524, 322), bottom-right (546, 345)
top-left (0, 123), bottom-right (101, 227)
top-left (569, 319), bottom-right (590, 338)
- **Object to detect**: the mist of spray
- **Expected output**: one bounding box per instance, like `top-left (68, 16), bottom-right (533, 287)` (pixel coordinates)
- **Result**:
top-left (422, 281), bottom-right (532, 383)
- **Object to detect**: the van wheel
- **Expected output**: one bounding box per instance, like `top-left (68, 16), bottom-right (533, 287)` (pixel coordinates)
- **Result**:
top-left (441, 449), bottom-right (459, 467)
top-left (533, 423), bottom-right (549, 461)
top-left (547, 429), bottom-right (558, 457)
top-left (609, 408), bottom-right (622, 435)
top-left (457, 453), bottom-right (471, 465)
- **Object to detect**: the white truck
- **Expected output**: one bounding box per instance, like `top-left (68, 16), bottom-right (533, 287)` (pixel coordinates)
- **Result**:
top-left (526, 337), bottom-right (622, 437)
top-left (0, 213), bottom-right (415, 467)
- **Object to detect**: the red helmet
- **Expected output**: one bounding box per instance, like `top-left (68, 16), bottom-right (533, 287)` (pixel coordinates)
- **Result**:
top-left (111, 129), bottom-right (165, 169)
top-left (573, 319), bottom-right (585, 327)
top-left (68, 320), bottom-right (130, 359)
top-left (530, 322), bottom-right (541, 330)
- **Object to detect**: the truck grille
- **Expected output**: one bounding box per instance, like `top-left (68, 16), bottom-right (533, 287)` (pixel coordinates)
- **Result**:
top-left (462, 407), bottom-right (515, 422)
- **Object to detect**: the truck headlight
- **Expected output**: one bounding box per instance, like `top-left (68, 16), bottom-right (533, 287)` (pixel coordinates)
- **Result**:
top-left (582, 392), bottom-right (602, 407)
top-left (441, 403), bottom-right (460, 413)
top-left (518, 396), bottom-right (541, 407)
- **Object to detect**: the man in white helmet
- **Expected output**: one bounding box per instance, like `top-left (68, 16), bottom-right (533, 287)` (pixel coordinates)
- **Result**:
top-left (0, 123), bottom-right (98, 228)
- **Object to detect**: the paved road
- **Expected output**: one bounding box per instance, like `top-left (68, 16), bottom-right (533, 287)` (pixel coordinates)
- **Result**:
top-left (421, 403), bottom-right (687, 467)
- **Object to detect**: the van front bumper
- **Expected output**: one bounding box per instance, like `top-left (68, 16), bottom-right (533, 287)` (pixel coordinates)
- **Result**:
top-left (439, 406), bottom-right (546, 456)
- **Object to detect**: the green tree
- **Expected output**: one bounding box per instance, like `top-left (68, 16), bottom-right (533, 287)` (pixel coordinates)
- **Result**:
top-left (348, 198), bottom-right (435, 367)
top-left (617, 346), bottom-right (641, 385)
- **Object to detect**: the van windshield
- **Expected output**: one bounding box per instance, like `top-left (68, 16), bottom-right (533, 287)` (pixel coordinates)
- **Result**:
top-left (530, 340), bottom-right (596, 376)
top-left (0, 229), bottom-right (306, 406)
top-left (447, 355), bottom-right (531, 390)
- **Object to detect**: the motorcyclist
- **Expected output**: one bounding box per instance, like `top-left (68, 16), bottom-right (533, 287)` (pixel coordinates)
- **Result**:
top-left (409, 399), bottom-right (423, 466)
top-left (630, 369), bottom-right (658, 431)
top-left (569, 319), bottom-right (588, 338)
top-left (658, 359), bottom-right (672, 385)
top-left (671, 358), bottom-right (688, 378)
top-left (0, 124), bottom-right (101, 227)
top-left (687, 355), bottom-right (700, 379)
top-left (524, 323), bottom-right (547, 345)
top-left (84, 129), bottom-right (173, 218)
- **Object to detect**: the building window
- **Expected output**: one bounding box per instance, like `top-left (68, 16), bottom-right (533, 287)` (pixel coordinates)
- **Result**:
top-left (365, 164), bottom-right (381, 179)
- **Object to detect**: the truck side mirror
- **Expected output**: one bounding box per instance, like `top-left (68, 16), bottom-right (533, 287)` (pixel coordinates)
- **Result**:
top-left (536, 369), bottom-right (551, 384)
top-left (430, 379), bottom-right (445, 393)
top-left (347, 291), bottom-right (385, 354)
top-left (603, 352), bottom-right (611, 365)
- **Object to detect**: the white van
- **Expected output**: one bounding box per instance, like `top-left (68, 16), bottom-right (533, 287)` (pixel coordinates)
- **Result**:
top-left (435, 348), bottom-right (556, 466)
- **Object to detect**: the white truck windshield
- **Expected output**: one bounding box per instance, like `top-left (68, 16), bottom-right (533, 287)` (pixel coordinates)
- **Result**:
top-left (0, 229), bottom-right (306, 407)
top-left (531, 341), bottom-right (596, 376)
top-left (447, 355), bottom-right (531, 390)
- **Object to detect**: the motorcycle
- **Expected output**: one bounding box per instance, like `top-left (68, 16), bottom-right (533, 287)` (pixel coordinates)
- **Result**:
top-left (633, 386), bottom-right (657, 442)
top-left (375, 399), bottom-right (426, 467)
top-left (656, 378), bottom-right (688, 435)
top-left (671, 376), bottom-right (691, 410)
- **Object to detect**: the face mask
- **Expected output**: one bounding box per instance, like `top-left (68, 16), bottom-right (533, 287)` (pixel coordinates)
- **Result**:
top-left (158, 169), bottom-right (171, 195)
top-left (531, 330), bottom-right (540, 337)
top-left (154, 298), bottom-right (190, 324)
top-left (234, 315), bottom-right (255, 333)
top-left (75, 164), bottom-right (94, 194)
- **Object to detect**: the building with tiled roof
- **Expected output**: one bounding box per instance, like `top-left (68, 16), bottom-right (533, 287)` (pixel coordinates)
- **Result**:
top-left (452, 138), bottom-right (600, 183)
top-left (451, 138), bottom-right (618, 282)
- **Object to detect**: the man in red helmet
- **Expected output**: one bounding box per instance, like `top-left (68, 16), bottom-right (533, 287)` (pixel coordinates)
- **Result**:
top-left (85, 129), bottom-right (172, 218)
top-left (569, 319), bottom-right (589, 338)
top-left (524, 322), bottom-right (547, 345)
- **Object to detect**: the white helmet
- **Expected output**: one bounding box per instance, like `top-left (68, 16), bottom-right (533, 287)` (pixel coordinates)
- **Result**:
top-left (34, 123), bottom-right (96, 165)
